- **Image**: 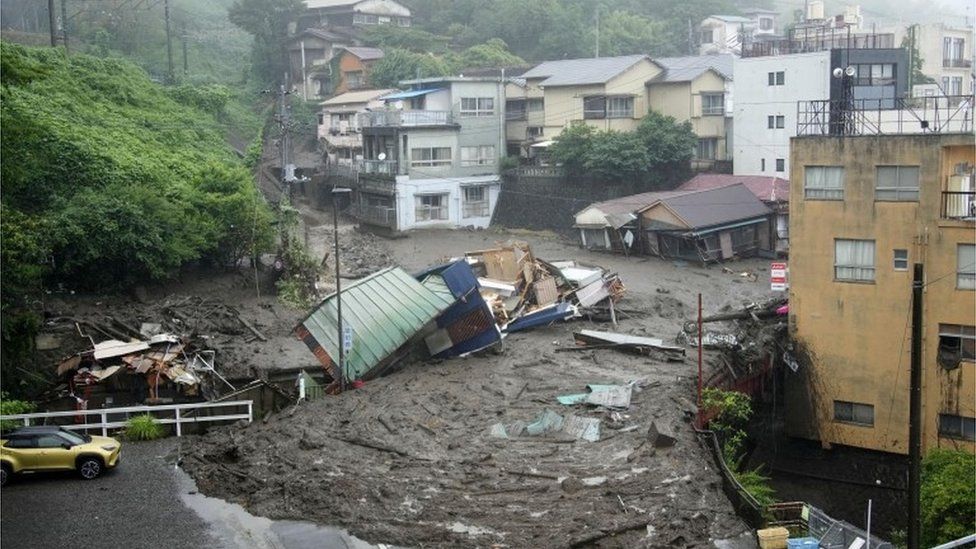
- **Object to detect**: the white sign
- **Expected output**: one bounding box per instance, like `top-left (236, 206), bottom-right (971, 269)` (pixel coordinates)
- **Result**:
top-left (342, 326), bottom-right (354, 353)
top-left (771, 262), bottom-right (788, 291)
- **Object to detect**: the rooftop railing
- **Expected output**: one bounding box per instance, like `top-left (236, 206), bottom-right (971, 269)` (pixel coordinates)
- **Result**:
top-left (358, 110), bottom-right (453, 128)
top-left (797, 95), bottom-right (974, 136)
top-left (742, 27), bottom-right (895, 58)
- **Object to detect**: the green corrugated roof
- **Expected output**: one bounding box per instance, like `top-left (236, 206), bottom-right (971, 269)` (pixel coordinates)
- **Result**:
top-left (298, 267), bottom-right (455, 381)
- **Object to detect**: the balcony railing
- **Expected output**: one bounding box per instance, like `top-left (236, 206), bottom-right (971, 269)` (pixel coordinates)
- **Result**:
top-left (360, 159), bottom-right (399, 175)
top-left (797, 95), bottom-right (974, 136)
top-left (352, 203), bottom-right (397, 228)
top-left (742, 28), bottom-right (894, 58)
top-left (942, 191), bottom-right (976, 220)
top-left (943, 58), bottom-right (973, 69)
top-left (506, 110), bottom-right (527, 121)
top-left (358, 110), bottom-right (453, 128)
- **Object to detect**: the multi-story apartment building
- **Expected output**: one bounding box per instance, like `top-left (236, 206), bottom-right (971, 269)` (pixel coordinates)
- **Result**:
top-left (345, 77), bottom-right (505, 232)
top-left (699, 9), bottom-right (778, 56)
top-left (318, 88), bottom-right (396, 165)
top-left (883, 22), bottom-right (974, 96)
top-left (733, 39), bottom-right (907, 177)
top-left (646, 54), bottom-right (734, 171)
top-left (786, 100), bottom-right (975, 454)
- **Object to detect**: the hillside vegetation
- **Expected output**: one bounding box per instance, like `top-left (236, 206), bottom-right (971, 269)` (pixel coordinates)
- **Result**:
top-left (0, 42), bottom-right (274, 394)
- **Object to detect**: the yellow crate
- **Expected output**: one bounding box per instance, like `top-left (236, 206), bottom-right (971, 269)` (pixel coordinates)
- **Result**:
top-left (756, 527), bottom-right (790, 549)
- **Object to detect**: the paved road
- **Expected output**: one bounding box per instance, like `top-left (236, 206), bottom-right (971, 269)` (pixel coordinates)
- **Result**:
top-left (1, 439), bottom-right (216, 549)
top-left (1, 438), bottom-right (385, 549)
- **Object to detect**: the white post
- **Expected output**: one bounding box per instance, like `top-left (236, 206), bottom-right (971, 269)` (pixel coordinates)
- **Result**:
top-left (22, 418), bottom-right (29, 426)
top-left (247, 401), bottom-right (253, 423)
top-left (866, 499), bottom-right (872, 549)
top-left (175, 408), bottom-right (182, 437)
top-left (101, 411), bottom-right (108, 437)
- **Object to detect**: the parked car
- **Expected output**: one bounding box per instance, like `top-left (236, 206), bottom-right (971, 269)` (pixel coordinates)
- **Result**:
top-left (0, 426), bottom-right (121, 486)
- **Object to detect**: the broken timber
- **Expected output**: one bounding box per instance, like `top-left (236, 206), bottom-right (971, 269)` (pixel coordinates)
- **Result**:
top-left (573, 330), bottom-right (685, 356)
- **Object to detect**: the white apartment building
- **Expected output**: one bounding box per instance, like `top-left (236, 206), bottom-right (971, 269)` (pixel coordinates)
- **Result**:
top-left (884, 22), bottom-right (974, 96)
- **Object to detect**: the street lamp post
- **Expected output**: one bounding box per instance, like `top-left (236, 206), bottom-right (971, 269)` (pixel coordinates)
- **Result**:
top-left (331, 186), bottom-right (353, 392)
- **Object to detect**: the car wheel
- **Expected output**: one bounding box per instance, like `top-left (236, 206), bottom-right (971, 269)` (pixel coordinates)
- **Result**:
top-left (78, 457), bottom-right (102, 480)
top-left (0, 464), bottom-right (9, 487)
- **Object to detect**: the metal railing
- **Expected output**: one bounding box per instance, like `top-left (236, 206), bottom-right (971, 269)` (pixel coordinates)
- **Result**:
top-left (743, 27), bottom-right (894, 57)
top-left (354, 204), bottom-right (397, 228)
top-left (360, 159), bottom-right (399, 175)
top-left (943, 58), bottom-right (973, 68)
top-left (0, 400), bottom-right (253, 437)
top-left (358, 110), bottom-right (453, 127)
top-left (415, 205), bottom-right (449, 222)
top-left (942, 191), bottom-right (976, 219)
top-left (797, 95), bottom-right (974, 136)
top-left (506, 110), bottom-right (527, 121)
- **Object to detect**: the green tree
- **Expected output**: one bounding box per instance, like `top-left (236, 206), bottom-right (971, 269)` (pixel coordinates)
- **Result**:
top-left (368, 48), bottom-right (452, 88)
top-left (902, 26), bottom-right (935, 86)
top-left (361, 25), bottom-right (451, 54)
top-left (635, 110), bottom-right (697, 188)
top-left (549, 122), bottom-right (596, 174)
top-left (920, 449), bottom-right (976, 546)
top-left (227, 0), bottom-right (303, 84)
top-left (453, 39), bottom-right (525, 70)
top-left (597, 11), bottom-right (669, 57)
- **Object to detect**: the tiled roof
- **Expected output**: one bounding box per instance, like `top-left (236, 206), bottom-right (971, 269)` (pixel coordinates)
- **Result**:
top-left (341, 46), bottom-right (385, 61)
top-left (677, 174), bottom-right (789, 203)
top-left (321, 88), bottom-right (398, 106)
top-left (522, 55), bottom-right (653, 87)
top-left (650, 54), bottom-right (734, 83)
top-left (656, 183), bottom-right (771, 229)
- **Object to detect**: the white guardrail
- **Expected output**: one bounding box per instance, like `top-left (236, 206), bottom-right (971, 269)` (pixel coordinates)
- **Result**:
top-left (0, 400), bottom-right (253, 437)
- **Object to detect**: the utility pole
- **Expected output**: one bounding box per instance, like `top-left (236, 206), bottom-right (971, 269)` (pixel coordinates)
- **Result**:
top-left (908, 262), bottom-right (924, 549)
top-left (594, 5), bottom-right (600, 58)
top-left (279, 81), bottom-right (292, 202)
top-left (60, 0), bottom-right (68, 53)
top-left (48, 0), bottom-right (57, 47)
top-left (181, 22), bottom-right (188, 76)
top-left (163, 0), bottom-right (174, 82)
top-left (688, 19), bottom-right (694, 55)
top-left (908, 24), bottom-right (916, 91)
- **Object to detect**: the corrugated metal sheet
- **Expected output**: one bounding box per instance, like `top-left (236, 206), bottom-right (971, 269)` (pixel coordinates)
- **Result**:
top-left (296, 267), bottom-right (454, 382)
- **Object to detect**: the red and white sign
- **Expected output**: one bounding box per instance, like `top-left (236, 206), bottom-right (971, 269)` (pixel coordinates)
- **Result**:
top-left (770, 262), bottom-right (788, 291)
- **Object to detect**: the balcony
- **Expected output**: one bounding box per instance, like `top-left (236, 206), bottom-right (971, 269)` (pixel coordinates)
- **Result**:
top-left (942, 191), bottom-right (975, 220)
top-left (354, 203), bottom-right (398, 229)
top-left (943, 58), bottom-right (973, 69)
top-left (360, 159), bottom-right (399, 176)
top-left (796, 95), bottom-right (974, 136)
top-left (742, 28), bottom-right (894, 58)
top-left (506, 110), bottom-right (527, 121)
top-left (358, 110), bottom-right (454, 128)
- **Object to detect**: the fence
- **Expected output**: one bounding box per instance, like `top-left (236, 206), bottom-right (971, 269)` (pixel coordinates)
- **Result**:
top-left (942, 191), bottom-right (976, 220)
top-left (0, 400), bottom-right (253, 437)
top-left (358, 110), bottom-right (453, 127)
top-left (797, 95), bottom-right (974, 136)
top-left (696, 428), bottom-right (765, 527)
top-left (742, 28), bottom-right (894, 58)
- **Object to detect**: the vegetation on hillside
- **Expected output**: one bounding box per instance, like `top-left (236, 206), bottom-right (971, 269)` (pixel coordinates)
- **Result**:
top-left (0, 43), bottom-right (275, 397)
top-left (920, 449), bottom-right (975, 545)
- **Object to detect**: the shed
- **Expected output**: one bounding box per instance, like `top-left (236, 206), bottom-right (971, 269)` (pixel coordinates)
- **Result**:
top-left (295, 267), bottom-right (454, 390)
top-left (573, 190), bottom-right (689, 252)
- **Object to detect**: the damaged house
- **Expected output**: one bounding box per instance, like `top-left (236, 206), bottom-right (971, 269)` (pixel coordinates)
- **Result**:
top-left (575, 183), bottom-right (774, 262)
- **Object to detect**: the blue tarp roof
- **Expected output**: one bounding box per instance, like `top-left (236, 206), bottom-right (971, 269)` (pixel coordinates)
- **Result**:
top-left (381, 88), bottom-right (444, 100)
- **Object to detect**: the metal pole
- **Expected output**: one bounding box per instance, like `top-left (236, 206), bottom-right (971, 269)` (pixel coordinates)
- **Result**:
top-left (48, 0), bottom-right (57, 47)
top-left (333, 194), bottom-right (345, 392)
top-left (908, 262), bottom-right (924, 549)
top-left (866, 499), bottom-right (872, 549)
top-left (697, 292), bottom-right (703, 427)
top-left (181, 22), bottom-right (188, 76)
top-left (60, 0), bottom-right (68, 53)
top-left (163, 0), bottom-right (174, 82)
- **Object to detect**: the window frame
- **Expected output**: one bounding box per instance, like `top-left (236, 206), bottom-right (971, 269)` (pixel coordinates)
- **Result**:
top-left (461, 185), bottom-right (489, 218)
top-left (834, 238), bottom-right (876, 282)
top-left (583, 96), bottom-right (607, 119)
top-left (939, 323), bottom-right (976, 364)
top-left (415, 193), bottom-right (449, 221)
top-left (696, 138), bottom-right (718, 160)
top-left (957, 243), bottom-right (975, 290)
top-left (833, 400), bottom-right (875, 426)
top-left (804, 166), bottom-right (845, 200)
top-left (893, 249), bottom-right (909, 271)
top-left (875, 165), bottom-right (920, 202)
top-left (775, 158), bottom-right (785, 172)
top-left (606, 96), bottom-right (634, 119)
top-left (410, 147), bottom-right (453, 168)
top-left (459, 97), bottom-right (495, 117)
top-left (527, 98), bottom-right (544, 112)
top-left (701, 93), bottom-right (725, 116)
top-left (460, 145), bottom-right (496, 167)
top-left (938, 413), bottom-right (976, 441)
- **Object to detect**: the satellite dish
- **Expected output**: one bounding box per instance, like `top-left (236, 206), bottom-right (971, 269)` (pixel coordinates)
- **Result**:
top-left (832, 67), bottom-right (844, 79)
top-left (378, 152), bottom-right (387, 161)
top-left (845, 66), bottom-right (856, 77)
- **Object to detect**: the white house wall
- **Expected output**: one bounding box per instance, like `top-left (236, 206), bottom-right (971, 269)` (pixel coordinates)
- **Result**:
top-left (733, 51), bottom-right (831, 177)
top-left (394, 175), bottom-right (501, 231)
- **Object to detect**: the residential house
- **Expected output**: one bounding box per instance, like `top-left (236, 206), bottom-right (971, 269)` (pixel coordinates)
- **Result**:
top-left (298, 0), bottom-right (411, 31)
top-left (677, 173), bottom-right (789, 254)
top-left (646, 54), bottom-right (735, 172)
top-left (786, 112), bottom-right (975, 454)
top-left (286, 27), bottom-right (361, 100)
top-left (574, 184), bottom-right (774, 262)
top-left (349, 76), bottom-right (506, 232)
top-left (733, 40), bottom-right (907, 177)
top-left (883, 22), bottom-right (974, 96)
top-left (318, 88), bottom-right (396, 165)
top-left (514, 55), bottom-right (663, 157)
top-left (332, 47), bottom-right (385, 94)
top-left (699, 9), bottom-right (779, 57)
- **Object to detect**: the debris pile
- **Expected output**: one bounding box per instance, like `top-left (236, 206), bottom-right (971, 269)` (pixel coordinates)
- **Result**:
top-left (295, 241), bottom-right (627, 393)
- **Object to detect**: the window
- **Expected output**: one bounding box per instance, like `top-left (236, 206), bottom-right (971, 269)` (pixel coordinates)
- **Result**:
top-left (352, 13), bottom-right (379, 25)
top-left (759, 17), bottom-right (773, 31)
top-left (767, 115), bottom-right (784, 129)
top-left (768, 71), bottom-right (785, 86)
top-left (939, 414), bottom-right (976, 441)
top-left (875, 166), bottom-right (920, 201)
top-left (410, 147), bottom-right (452, 167)
top-left (853, 64), bottom-right (895, 86)
top-left (761, 159), bottom-right (766, 172)
top-left (958, 244), bottom-right (976, 289)
top-left (942, 76), bottom-right (963, 95)
top-left (583, 96), bottom-right (606, 119)
top-left (939, 324), bottom-right (976, 369)
top-left (527, 98), bottom-right (544, 112)
top-left (804, 166), bottom-right (845, 200)
top-left (462, 186), bottom-right (489, 218)
top-left (835, 239), bottom-right (875, 282)
top-left (944, 37), bottom-right (966, 66)
top-left (4, 436), bottom-right (33, 449)
top-left (527, 126), bottom-right (543, 137)
top-left (893, 249), bottom-right (908, 271)
top-left (345, 70), bottom-right (364, 89)
top-left (702, 93), bottom-right (724, 116)
top-left (834, 400), bottom-right (874, 426)
top-left (775, 158), bottom-right (785, 172)
top-left (607, 96), bottom-right (634, 118)
top-left (460, 97), bottom-right (494, 116)
top-left (505, 100), bottom-right (527, 120)
top-left (460, 145), bottom-right (496, 166)
top-left (697, 138), bottom-right (718, 160)
top-left (701, 29), bottom-right (714, 44)
top-left (397, 17), bottom-right (411, 27)
top-left (415, 194), bottom-right (448, 221)
top-left (36, 434), bottom-right (66, 448)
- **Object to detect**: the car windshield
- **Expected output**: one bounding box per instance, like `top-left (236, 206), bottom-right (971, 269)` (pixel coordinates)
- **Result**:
top-left (58, 430), bottom-right (87, 446)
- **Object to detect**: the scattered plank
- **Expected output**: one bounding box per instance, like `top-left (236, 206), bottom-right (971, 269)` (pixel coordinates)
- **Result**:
top-left (564, 518), bottom-right (650, 548)
top-left (237, 315), bottom-right (268, 342)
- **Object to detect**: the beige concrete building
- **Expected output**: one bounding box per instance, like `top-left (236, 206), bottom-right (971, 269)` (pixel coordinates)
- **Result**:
top-left (786, 129), bottom-right (975, 455)
top-left (883, 22), bottom-right (974, 96)
top-left (646, 54), bottom-right (734, 171)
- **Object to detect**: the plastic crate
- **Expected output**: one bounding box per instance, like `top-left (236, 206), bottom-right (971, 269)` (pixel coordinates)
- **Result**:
top-left (787, 537), bottom-right (820, 549)
top-left (757, 527), bottom-right (790, 549)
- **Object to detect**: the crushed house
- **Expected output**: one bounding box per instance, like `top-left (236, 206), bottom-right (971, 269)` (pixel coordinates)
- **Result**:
top-left (319, 88), bottom-right (397, 167)
top-left (574, 183), bottom-right (774, 262)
